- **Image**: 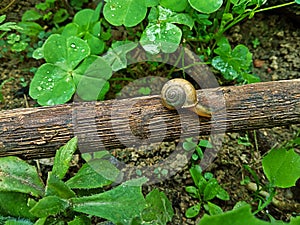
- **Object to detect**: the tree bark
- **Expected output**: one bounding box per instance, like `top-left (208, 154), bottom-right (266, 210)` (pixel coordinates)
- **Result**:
top-left (0, 79), bottom-right (299, 159)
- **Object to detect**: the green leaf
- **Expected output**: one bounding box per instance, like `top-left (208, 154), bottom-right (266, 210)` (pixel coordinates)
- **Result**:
top-left (29, 63), bottom-right (75, 106)
top-left (296, 0), bottom-right (300, 4)
top-left (66, 159), bottom-right (120, 189)
top-left (188, 0), bottom-right (223, 14)
top-left (72, 178), bottom-right (148, 224)
top-left (0, 157), bottom-right (44, 197)
top-left (165, 13), bottom-right (194, 30)
top-left (84, 32), bottom-right (105, 55)
top-left (0, 192), bottom-right (35, 220)
top-left (185, 203), bottom-right (201, 218)
top-left (30, 196), bottom-right (69, 218)
top-left (212, 44), bottom-right (252, 81)
top-left (198, 204), bottom-right (271, 225)
top-left (142, 189), bottom-right (174, 224)
top-left (43, 34), bottom-right (90, 71)
top-left (183, 139), bottom-right (197, 151)
top-left (22, 9), bottom-right (42, 21)
top-left (199, 140), bottom-right (213, 148)
top-left (68, 215), bottom-right (91, 225)
top-left (185, 186), bottom-right (199, 198)
top-left (262, 148), bottom-right (300, 188)
top-left (159, 0), bottom-right (188, 12)
top-left (103, 0), bottom-right (147, 27)
top-left (73, 55), bottom-right (112, 101)
top-left (17, 22), bottom-right (43, 36)
top-left (45, 172), bottom-right (76, 199)
top-left (145, 0), bottom-right (159, 7)
top-left (4, 218), bottom-right (34, 225)
top-left (0, 15), bottom-right (6, 23)
top-left (52, 137), bottom-right (78, 180)
top-left (140, 22), bottom-right (182, 54)
top-left (203, 178), bottom-right (219, 201)
top-left (204, 202), bottom-right (223, 215)
top-left (103, 41), bottom-right (138, 71)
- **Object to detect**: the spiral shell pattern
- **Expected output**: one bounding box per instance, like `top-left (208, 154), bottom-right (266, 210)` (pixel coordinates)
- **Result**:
top-left (161, 83), bottom-right (187, 109)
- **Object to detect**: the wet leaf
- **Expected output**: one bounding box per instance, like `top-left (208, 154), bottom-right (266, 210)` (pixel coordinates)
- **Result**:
top-left (103, 0), bottom-right (147, 27)
top-left (140, 22), bottom-right (182, 54)
top-left (43, 34), bottom-right (90, 71)
top-left (29, 63), bottom-right (75, 106)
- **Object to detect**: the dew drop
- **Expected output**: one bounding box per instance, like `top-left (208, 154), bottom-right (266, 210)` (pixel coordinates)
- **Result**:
top-left (48, 78), bottom-right (52, 82)
top-left (70, 43), bottom-right (76, 48)
top-left (46, 71), bottom-right (50, 74)
top-left (37, 86), bottom-right (42, 91)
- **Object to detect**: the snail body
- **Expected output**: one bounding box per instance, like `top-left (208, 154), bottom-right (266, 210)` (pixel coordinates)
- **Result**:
top-left (161, 78), bottom-right (211, 118)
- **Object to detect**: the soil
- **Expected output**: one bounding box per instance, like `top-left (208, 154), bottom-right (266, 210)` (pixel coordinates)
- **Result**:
top-left (0, 1), bottom-right (299, 224)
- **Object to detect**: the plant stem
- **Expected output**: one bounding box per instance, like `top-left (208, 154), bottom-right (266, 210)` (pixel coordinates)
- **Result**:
top-left (255, 1), bottom-right (295, 13)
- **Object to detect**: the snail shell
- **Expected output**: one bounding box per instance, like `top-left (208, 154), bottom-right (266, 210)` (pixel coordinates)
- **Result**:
top-left (161, 78), bottom-right (211, 118)
top-left (161, 79), bottom-right (198, 109)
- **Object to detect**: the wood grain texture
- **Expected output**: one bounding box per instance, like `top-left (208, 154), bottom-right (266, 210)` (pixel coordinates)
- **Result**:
top-left (0, 79), bottom-right (299, 159)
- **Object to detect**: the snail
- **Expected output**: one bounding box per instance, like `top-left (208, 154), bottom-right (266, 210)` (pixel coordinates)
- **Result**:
top-left (161, 78), bottom-right (211, 118)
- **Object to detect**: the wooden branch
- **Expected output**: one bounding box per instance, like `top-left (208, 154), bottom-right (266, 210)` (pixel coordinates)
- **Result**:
top-left (0, 79), bottom-right (300, 159)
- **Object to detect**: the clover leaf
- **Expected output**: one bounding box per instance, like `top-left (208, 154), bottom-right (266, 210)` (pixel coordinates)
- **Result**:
top-left (29, 34), bottom-right (112, 105)
top-left (103, 0), bottom-right (148, 27)
top-left (140, 6), bottom-right (193, 54)
top-left (188, 0), bottom-right (223, 14)
top-left (62, 3), bottom-right (105, 55)
top-left (212, 38), bottom-right (255, 83)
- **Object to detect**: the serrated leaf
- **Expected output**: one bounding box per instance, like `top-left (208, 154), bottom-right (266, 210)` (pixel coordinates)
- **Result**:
top-left (52, 137), bottom-right (78, 180)
top-left (29, 63), bottom-right (75, 106)
top-left (140, 22), bottom-right (182, 54)
top-left (142, 189), bottom-right (174, 223)
top-left (103, 0), bottom-right (147, 27)
top-left (188, 0), bottom-right (223, 14)
top-left (45, 172), bottom-right (76, 199)
top-left (73, 55), bottom-right (112, 101)
top-left (262, 148), bottom-right (300, 188)
top-left (0, 192), bottom-right (36, 220)
top-left (72, 178), bottom-right (148, 224)
top-left (0, 157), bottom-right (44, 197)
top-left (198, 204), bottom-right (270, 225)
top-left (30, 196), bottom-right (69, 218)
top-left (66, 159), bottom-right (120, 189)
